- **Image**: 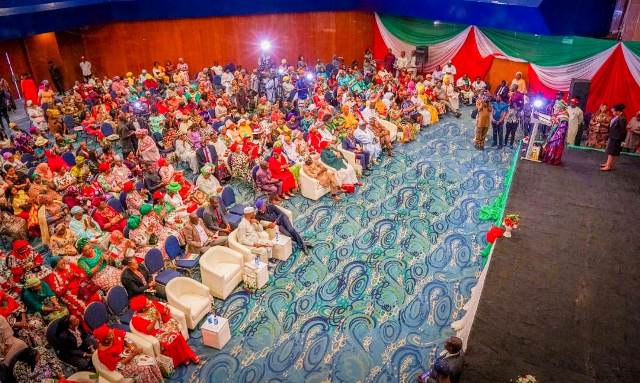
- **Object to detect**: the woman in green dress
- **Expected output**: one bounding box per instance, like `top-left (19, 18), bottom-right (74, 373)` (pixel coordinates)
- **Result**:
top-left (76, 238), bottom-right (122, 292)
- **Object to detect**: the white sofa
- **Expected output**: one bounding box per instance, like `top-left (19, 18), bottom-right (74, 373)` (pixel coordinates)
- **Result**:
top-left (200, 245), bottom-right (244, 300)
top-left (129, 304), bottom-right (189, 356)
top-left (92, 332), bottom-right (155, 383)
top-left (166, 277), bottom-right (213, 329)
top-left (67, 371), bottom-right (109, 383)
top-left (299, 166), bottom-right (330, 200)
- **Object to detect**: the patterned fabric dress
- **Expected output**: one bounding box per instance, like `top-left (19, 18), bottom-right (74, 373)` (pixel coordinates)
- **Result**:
top-left (586, 110), bottom-right (612, 149)
top-left (97, 328), bottom-right (163, 383)
top-left (13, 347), bottom-right (66, 383)
top-left (131, 300), bottom-right (197, 367)
top-left (77, 249), bottom-right (122, 292)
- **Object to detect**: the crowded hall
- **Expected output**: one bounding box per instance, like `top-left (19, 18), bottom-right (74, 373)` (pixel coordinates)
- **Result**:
top-left (1, 1), bottom-right (640, 383)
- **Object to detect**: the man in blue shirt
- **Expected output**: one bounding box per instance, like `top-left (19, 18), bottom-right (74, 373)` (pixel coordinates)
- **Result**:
top-left (491, 96), bottom-right (508, 149)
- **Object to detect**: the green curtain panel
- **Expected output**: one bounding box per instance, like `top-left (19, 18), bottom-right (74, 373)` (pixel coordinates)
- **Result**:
top-left (624, 41), bottom-right (640, 57)
top-left (378, 14), bottom-right (467, 45)
top-left (480, 27), bottom-right (617, 66)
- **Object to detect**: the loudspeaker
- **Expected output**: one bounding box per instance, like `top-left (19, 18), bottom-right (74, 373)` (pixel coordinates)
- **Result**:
top-left (415, 46), bottom-right (429, 66)
top-left (569, 79), bottom-right (590, 111)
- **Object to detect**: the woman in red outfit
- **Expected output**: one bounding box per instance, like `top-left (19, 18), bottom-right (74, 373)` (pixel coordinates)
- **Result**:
top-left (92, 199), bottom-right (126, 233)
top-left (20, 73), bottom-right (39, 106)
top-left (44, 256), bottom-right (101, 321)
top-left (267, 147), bottom-right (297, 196)
top-left (130, 295), bottom-right (199, 367)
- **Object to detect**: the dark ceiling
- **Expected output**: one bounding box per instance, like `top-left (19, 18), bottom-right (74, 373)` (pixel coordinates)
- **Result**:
top-left (0, 0), bottom-right (617, 40)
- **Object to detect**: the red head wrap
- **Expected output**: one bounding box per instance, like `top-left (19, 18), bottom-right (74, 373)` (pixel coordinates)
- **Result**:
top-left (93, 324), bottom-right (111, 343)
top-left (129, 295), bottom-right (148, 312)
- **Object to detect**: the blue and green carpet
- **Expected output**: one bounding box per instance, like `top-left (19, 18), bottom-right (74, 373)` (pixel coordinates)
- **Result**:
top-left (169, 113), bottom-right (515, 382)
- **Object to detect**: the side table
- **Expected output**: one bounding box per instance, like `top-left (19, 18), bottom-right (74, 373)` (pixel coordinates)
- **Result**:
top-left (201, 315), bottom-right (231, 349)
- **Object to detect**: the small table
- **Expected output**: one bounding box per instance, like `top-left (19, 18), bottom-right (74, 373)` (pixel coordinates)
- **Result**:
top-left (243, 260), bottom-right (269, 289)
top-left (271, 235), bottom-right (292, 261)
top-left (201, 315), bottom-right (231, 349)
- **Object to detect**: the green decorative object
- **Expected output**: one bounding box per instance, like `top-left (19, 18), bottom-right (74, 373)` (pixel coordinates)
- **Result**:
top-left (378, 14), bottom-right (467, 45)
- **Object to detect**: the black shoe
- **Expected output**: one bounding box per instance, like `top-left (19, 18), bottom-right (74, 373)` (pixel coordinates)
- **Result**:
top-left (268, 260), bottom-right (278, 268)
top-left (305, 242), bottom-right (314, 249)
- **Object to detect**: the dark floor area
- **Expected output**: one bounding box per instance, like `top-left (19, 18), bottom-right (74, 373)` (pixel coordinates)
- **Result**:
top-left (462, 148), bottom-right (640, 383)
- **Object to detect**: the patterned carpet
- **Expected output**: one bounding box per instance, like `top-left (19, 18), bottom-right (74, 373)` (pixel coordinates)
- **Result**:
top-left (168, 111), bottom-right (516, 383)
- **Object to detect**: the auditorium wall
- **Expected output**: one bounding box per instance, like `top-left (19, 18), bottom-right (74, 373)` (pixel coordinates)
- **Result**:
top-left (0, 11), bottom-right (373, 97)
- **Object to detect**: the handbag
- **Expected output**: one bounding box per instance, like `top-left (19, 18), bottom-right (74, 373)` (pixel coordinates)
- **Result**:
top-left (155, 354), bottom-right (174, 377)
top-left (341, 184), bottom-right (355, 193)
top-left (470, 108), bottom-right (478, 119)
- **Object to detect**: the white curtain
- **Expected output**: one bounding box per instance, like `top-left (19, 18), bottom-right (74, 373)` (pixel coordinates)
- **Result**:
top-left (530, 44), bottom-right (618, 91)
top-left (622, 43), bottom-right (640, 86)
top-left (375, 14), bottom-right (471, 71)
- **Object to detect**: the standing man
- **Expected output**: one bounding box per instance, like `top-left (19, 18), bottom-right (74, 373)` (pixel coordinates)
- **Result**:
top-left (491, 96), bottom-right (508, 149)
top-left (442, 60), bottom-right (457, 83)
top-left (48, 61), bottom-right (64, 94)
top-left (383, 49), bottom-right (396, 73)
top-left (79, 57), bottom-right (92, 82)
top-left (600, 104), bottom-right (627, 172)
top-left (0, 87), bottom-right (10, 140)
top-left (395, 51), bottom-right (409, 76)
top-left (566, 98), bottom-right (584, 145)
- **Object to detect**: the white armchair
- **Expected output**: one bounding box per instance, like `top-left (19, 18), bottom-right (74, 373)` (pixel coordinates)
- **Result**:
top-left (228, 229), bottom-right (270, 264)
top-left (337, 148), bottom-right (363, 175)
top-left (299, 166), bottom-right (330, 200)
top-left (67, 371), bottom-right (110, 383)
top-left (200, 246), bottom-right (244, 300)
top-left (166, 277), bottom-right (213, 329)
top-left (92, 332), bottom-right (155, 383)
top-left (130, 303), bottom-right (189, 356)
top-left (378, 118), bottom-right (398, 142)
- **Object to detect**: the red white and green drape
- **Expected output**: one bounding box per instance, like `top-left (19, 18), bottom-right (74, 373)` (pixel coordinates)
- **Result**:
top-left (373, 13), bottom-right (640, 117)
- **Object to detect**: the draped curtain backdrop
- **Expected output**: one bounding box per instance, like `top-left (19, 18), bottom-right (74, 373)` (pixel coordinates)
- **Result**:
top-left (373, 14), bottom-right (640, 118)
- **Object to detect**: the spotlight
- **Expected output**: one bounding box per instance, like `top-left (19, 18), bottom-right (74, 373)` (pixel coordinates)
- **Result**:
top-left (305, 73), bottom-right (314, 81)
top-left (277, 68), bottom-right (285, 75)
top-left (260, 40), bottom-right (271, 51)
top-left (533, 99), bottom-right (544, 108)
top-left (133, 101), bottom-right (142, 109)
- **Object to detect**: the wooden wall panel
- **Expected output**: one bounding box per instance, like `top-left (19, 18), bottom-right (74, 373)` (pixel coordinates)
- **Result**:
top-left (0, 39), bottom-right (31, 98)
top-left (56, 30), bottom-right (86, 89)
top-left (485, 58), bottom-right (529, 93)
top-left (23, 32), bottom-right (63, 86)
top-left (76, 11), bottom-right (373, 78)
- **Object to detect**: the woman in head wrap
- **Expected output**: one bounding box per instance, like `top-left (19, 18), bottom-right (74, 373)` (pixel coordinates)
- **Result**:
top-left (21, 277), bottom-right (68, 322)
top-left (227, 142), bottom-right (252, 182)
top-left (107, 229), bottom-right (139, 266)
top-left (92, 197), bottom-right (126, 233)
top-left (124, 180), bottom-right (148, 215)
top-left (130, 295), bottom-right (200, 367)
top-left (268, 146), bottom-right (297, 197)
top-left (136, 128), bottom-right (161, 163)
top-left (319, 141), bottom-right (360, 186)
top-left (33, 163), bottom-right (53, 184)
top-left (48, 223), bottom-right (78, 259)
top-left (69, 154), bottom-right (91, 181)
top-left (94, 324), bottom-right (163, 383)
top-left (126, 214), bottom-right (150, 249)
top-left (69, 205), bottom-right (110, 248)
top-left (541, 100), bottom-right (570, 166)
top-left (7, 239), bottom-right (47, 287)
top-left (37, 193), bottom-right (68, 245)
top-left (76, 238), bottom-right (122, 292)
top-left (44, 256), bottom-right (100, 320)
top-left (52, 166), bottom-right (76, 192)
top-left (0, 289), bottom-right (47, 348)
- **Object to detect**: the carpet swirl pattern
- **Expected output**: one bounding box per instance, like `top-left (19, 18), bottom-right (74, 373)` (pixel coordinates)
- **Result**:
top-left (168, 114), bottom-right (514, 382)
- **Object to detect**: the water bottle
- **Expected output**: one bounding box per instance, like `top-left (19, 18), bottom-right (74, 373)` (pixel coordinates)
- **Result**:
top-left (213, 315), bottom-right (218, 325)
top-left (275, 231), bottom-right (279, 242)
top-left (255, 254), bottom-right (260, 265)
top-left (207, 315), bottom-right (213, 324)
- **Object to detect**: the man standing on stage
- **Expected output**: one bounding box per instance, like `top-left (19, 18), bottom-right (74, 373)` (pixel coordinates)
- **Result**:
top-left (566, 98), bottom-right (584, 146)
top-left (79, 56), bottom-right (92, 82)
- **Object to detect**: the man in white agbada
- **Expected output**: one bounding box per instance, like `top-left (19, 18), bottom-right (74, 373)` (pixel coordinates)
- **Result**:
top-left (443, 60), bottom-right (457, 82)
top-left (440, 78), bottom-right (462, 118)
top-left (566, 98), bottom-right (584, 145)
top-left (395, 51), bottom-right (409, 75)
top-left (353, 121), bottom-right (382, 161)
top-left (456, 74), bottom-right (474, 106)
top-left (174, 134), bottom-right (199, 173)
top-left (237, 206), bottom-right (274, 265)
top-left (410, 93), bottom-right (432, 127)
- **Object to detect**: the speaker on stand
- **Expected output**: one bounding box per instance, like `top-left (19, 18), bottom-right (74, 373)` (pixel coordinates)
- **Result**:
top-left (414, 46), bottom-right (429, 74)
top-left (569, 79), bottom-right (590, 111)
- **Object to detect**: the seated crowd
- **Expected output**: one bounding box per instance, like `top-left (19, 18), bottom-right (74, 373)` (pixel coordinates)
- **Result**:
top-left (0, 49), bottom-right (494, 382)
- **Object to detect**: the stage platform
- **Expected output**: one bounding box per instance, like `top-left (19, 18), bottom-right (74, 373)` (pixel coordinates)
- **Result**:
top-left (461, 148), bottom-right (640, 383)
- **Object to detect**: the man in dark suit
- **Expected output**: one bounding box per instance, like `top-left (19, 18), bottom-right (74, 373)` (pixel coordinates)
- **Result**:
top-left (120, 257), bottom-right (154, 298)
top-left (601, 103), bottom-right (627, 171)
top-left (342, 129), bottom-right (371, 172)
top-left (196, 142), bottom-right (218, 169)
top-left (203, 196), bottom-right (232, 234)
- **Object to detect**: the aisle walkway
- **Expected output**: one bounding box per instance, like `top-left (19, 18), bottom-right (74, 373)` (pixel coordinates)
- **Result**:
top-left (169, 112), bottom-right (516, 382)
